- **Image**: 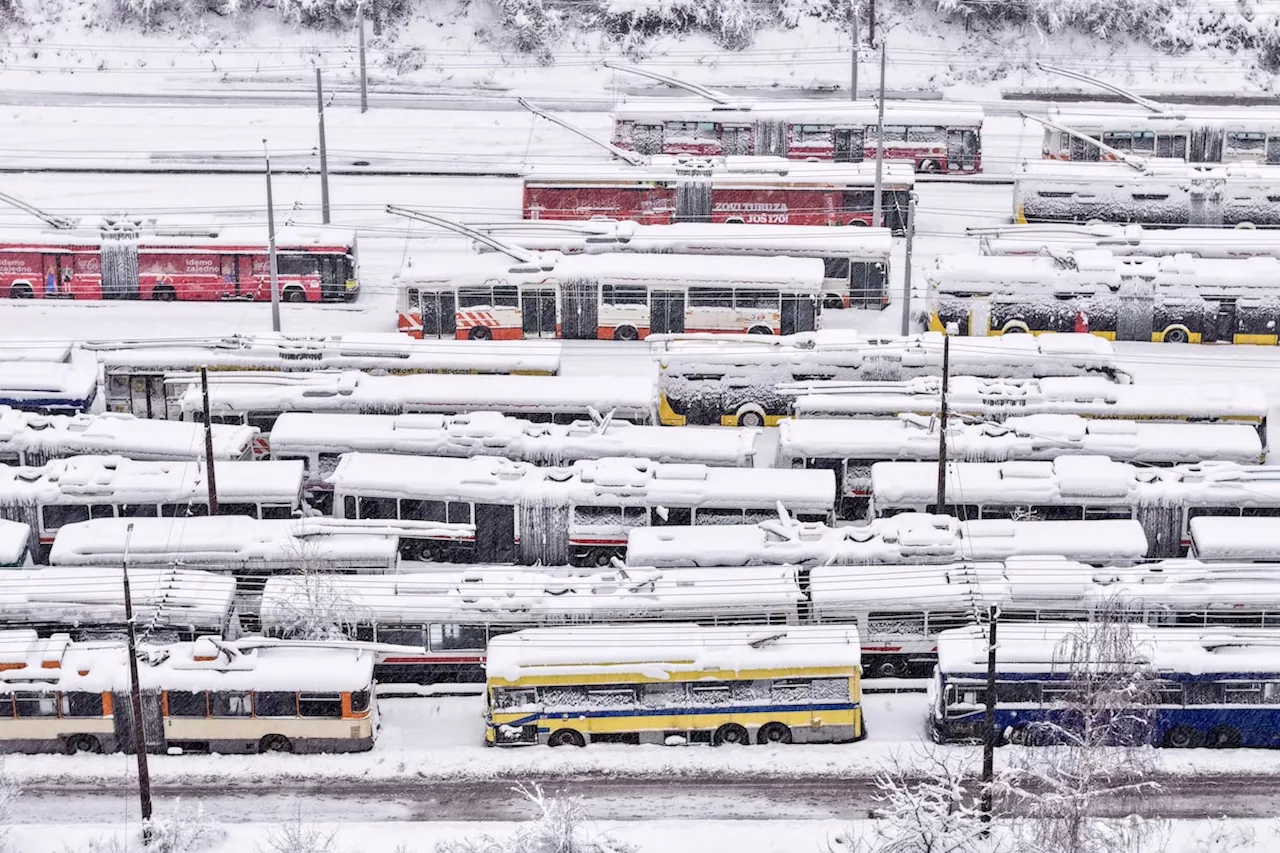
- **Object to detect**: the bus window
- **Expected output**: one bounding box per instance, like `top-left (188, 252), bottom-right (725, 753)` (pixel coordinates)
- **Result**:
top-left (1084, 506), bottom-right (1133, 520)
top-left (42, 504), bottom-right (90, 531)
top-left (641, 682), bottom-right (686, 708)
top-left (868, 611), bottom-right (926, 636)
top-left (343, 496), bottom-right (357, 520)
top-left (119, 503), bottom-right (158, 518)
top-left (211, 414), bottom-right (246, 426)
top-left (430, 624), bottom-right (487, 652)
top-left (794, 125), bottom-right (833, 143)
top-left (64, 692), bottom-right (105, 717)
top-left (447, 502), bottom-right (473, 525)
top-left (459, 287), bottom-right (492, 307)
top-left (211, 691), bottom-right (252, 717)
top-left (166, 691), bottom-right (208, 718)
top-left (162, 502), bottom-right (209, 518)
top-left (690, 684), bottom-right (732, 705)
top-left (218, 502), bottom-right (257, 516)
top-left (298, 693), bottom-right (343, 718)
top-left (1227, 131), bottom-right (1267, 157)
top-left (694, 508), bottom-right (745, 525)
top-left (88, 504), bottom-right (114, 519)
top-left (253, 692), bottom-right (298, 718)
top-left (735, 289), bottom-right (780, 309)
top-left (401, 498), bottom-right (447, 522)
top-left (688, 287), bottom-right (733, 307)
top-left (906, 126), bottom-right (944, 144)
top-left (260, 505), bottom-right (294, 520)
top-left (651, 506), bottom-right (692, 526)
top-left (493, 285), bottom-right (520, 307)
top-left (14, 692), bottom-right (58, 718)
top-left (823, 258), bottom-right (851, 282)
top-left (377, 626), bottom-right (426, 646)
top-left (602, 284), bottom-right (647, 306)
top-left (247, 413), bottom-right (278, 433)
top-left (1188, 506), bottom-right (1242, 519)
top-left (358, 497), bottom-right (397, 520)
top-left (493, 687), bottom-right (535, 709)
top-left (277, 255), bottom-right (321, 276)
top-left (1034, 505), bottom-right (1084, 521)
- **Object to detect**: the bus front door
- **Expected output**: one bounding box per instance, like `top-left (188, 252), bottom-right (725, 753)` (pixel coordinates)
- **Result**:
top-left (419, 291), bottom-right (457, 339)
top-left (559, 279), bottom-right (600, 340)
top-left (781, 295), bottom-right (817, 335)
top-left (1209, 300), bottom-right (1237, 343)
top-left (834, 129), bottom-right (864, 163)
top-left (522, 289), bottom-right (558, 338)
top-left (650, 291), bottom-right (686, 335)
top-left (475, 503), bottom-right (518, 564)
top-left (129, 374), bottom-right (170, 419)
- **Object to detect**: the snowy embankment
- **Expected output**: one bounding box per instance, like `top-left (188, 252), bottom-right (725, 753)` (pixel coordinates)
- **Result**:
top-left (7, 695), bottom-right (1280, 788)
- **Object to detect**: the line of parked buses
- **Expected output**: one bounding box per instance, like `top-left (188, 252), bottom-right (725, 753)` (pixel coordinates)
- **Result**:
top-left (2, 326), bottom-right (1280, 755)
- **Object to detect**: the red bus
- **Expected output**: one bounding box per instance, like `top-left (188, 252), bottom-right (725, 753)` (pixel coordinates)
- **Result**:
top-left (522, 158), bottom-right (916, 233)
top-left (0, 224), bottom-right (359, 303)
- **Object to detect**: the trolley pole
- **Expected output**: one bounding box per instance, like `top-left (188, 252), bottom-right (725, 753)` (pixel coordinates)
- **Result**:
top-left (358, 3), bottom-right (369, 113)
top-left (200, 366), bottom-right (219, 517)
top-left (871, 41), bottom-right (887, 228)
top-left (849, 1), bottom-right (858, 101)
top-left (264, 140), bottom-right (281, 333)
top-left (316, 68), bottom-right (331, 225)
top-left (121, 522), bottom-right (154, 841)
top-left (900, 192), bottom-right (916, 335)
top-left (935, 332), bottom-right (950, 511)
top-left (980, 605), bottom-right (1000, 830)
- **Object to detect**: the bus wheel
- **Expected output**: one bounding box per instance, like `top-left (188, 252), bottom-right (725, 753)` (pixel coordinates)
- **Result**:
top-left (259, 735), bottom-right (294, 754)
top-left (64, 735), bottom-right (101, 755)
top-left (1162, 725), bottom-right (1199, 749)
top-left (918, 159), bottom-right (940, 173)
top-left (747, 326), bottom-right (772, 336)
top-left (469, 326), bottom-right (494, 341)
top-left (713, 723), bottom-right (750, 746)
top-left (757, 723), bottom-right (793, 745)
top-left (591, 549), bottom-right (617, 567)
top-left (1006, 724), bottom-right (1037, 747)
top-left (875, 659), bottom-right (903, 678)
top-left (1207, 725), bottom-right (1241, 749)
top-left (152, 286), bottom-right (176, 302)
top-left (283, 287), bottom-right (307, 303)
top-left (735, 406), bottom-right (766, 429)
top-left (9, 284), bottom-right (32, 299)
top-left (548, 728), bottom-right (586, 748)
top-left (1163, 327), bottom-right (1190, 344)
top-left (613, 325), bottom-right (639, 342)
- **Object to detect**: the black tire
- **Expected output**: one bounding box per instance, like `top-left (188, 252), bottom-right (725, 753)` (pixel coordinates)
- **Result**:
top-left (1164, 327), bottom-right (1190, 344)
top-left (283, 287), bottom-right (307, 303)
top-left (713, 723), bottom-right (750, 746)
top-left (823, 296), bottom-right (846, 310)
top-left (65, 734), bottom-right (101, 755)
top-left (152, 287), bottom-right (176, 302)
top-left (1007, 724), bottom-right (1036, 747)
top-left (1163, 725), bottom-right (1199, 749)
top-left (757, 723), bottom-right (793, 745)
top-left (548, 728), bottom-right (585, 748)
top-left (748, 326), bottom-right (772, 336)
top-left (591, 549), bottom-right (616, 568)
top-left (737, 409), bottom-right (765, 429)
top-left (918, 159), bottom-right (940, 173)
top-left (411, 539), bottom-right (442, 562)
top-left (613, 325), bottom-right (639, 342)
top-left (259, 734), bottom-right (294, 754)
top-left (9, 284), bottom-right (32, 299)
top-left (875, 659), bottom-right (903, 678)
top-left (468, 326), bottom-right (494, 341)
top-left (1207, 725), bottom-right (1241, 749)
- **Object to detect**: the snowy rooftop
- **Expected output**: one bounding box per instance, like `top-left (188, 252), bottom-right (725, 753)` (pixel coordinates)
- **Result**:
top-left (524, 157), bottom-right (917, 187)
top-left (1188, 516), bottom-right (1280, 561)
top-left (0, 519), bottom-right (29, 561)
top-left (979, 223), bottom-right (1280, 260)
top-left (929, 251), bottom-right (1280, 292)
top-left (0, 356), bottom-right (99, 402)
top-left (1016, 159), bottom-right (1280, 183)
top-left (0, 456), bottom-right (304, 504)
top-left (485, 623), bottom-right (862, 682)
top-left (0, 407), bottom-right (257, 461)
top-left (612, 97), bottom-right (983, 125)
top-left (3, 223), bottom-right (356, 250)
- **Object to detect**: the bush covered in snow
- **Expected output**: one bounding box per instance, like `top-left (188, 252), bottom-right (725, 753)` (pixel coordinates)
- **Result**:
top-left (113, 0), bottom-right (410, 28)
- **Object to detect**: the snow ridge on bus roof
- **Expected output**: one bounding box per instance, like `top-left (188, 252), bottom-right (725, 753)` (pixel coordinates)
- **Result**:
top-left (485, 623), bottom-right (861, 681)
top-left (0, 567), bottom-right (234, 631)
top-left (1188, 516), bottom-right (1280, 560)
top-left (523, 157), bottom-right (917, 186)
top-left (980, 224), bottom-right (1280, 259)
top-left (0, 456), bottom-right (304, 503)
top-left (611, 97), bottom-right (983, 126)
top-left (0, 407), bottom-right (257, 461)
top-left (930, 251), bottom-right (1280, 291)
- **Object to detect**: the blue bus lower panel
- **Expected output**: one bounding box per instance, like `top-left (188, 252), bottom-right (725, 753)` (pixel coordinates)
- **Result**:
top-left (936, 708), bottom-right (1280, 749)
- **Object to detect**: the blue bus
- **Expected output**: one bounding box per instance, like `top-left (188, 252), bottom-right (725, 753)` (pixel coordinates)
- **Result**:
top-left (930, 623), bottom-right (1280, 749)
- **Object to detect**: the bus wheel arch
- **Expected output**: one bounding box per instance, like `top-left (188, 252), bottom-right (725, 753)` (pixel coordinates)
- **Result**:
top-left (590, 548), bottom-right (619, 568)
top-left (1207, 724), bottom-right (1241, 749)
top-left (9, 283), bottom-right (32, 299)
top-left (548, 728), bottom-right (586, 748)
top-left (1162, 325), bottom-right (1191, 344)
top-left (918, 159), bottom-right (940, 173)
top-left (64, 734), bottom-right (102, 755)
top-left (613, 325), bottom-right (639, 342)
top-left (734, 404), bottom-right (767, 428)
top-left (747, 325), bottom-right (773, 336)
top-left (757, 722), bottom-right (793, 745)
top-left (468, 326), bottom-right (494, 341)
top-left (873, 658), bottom-right (904, 678)
top-left (713, 723), bottom-right (750, 746)
top-left (259, 734), bottom-right (294, 754)
top-left (152, 286), bottom-right (177, 302)
top-left (283, 286), bottom-right (308, 303)
top-left (1000, 321), bottom-right (1030, 335)
top-left (1162, 725), bottom-right (1199, 748)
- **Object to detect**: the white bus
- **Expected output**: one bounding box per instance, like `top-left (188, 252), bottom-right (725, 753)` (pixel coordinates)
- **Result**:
top-left (975, 223), bottom-right (1280, 259)
top-left (1041, 106), bottom-right (1280, 164)
top-left (49, 516), bottom-right (400, 576)
top-left (395, 252), bottom-right (825, 342)
top-left (268, 410), bottom-right (758, 509)
top-left (0, 455), bottom-right (306, 560)
top-left (0, 567), bottom-right (237, 639)
top-left (0, 632), bottom-right (377, 755)
top-left (89, 333), bottom-right (562, 421)
top-left (653, 331), bottom-right (1130, 427)
top-left (260, 566), bottom-right (804, 683)
top-left (0, 406), bottom-right (256, 466)
top-left (0, 348), bottom-right (100, 416)
top-left (329, 452), bottom-right (835, 567)
top-left (1186, 516), bottom-right (1280, 561)
top-left (468, 221), bottom-right (894, 310)
top-left (869, 456), bottom-right (1280, 557)
top-left (624, 512), bottom-right (1149, 569)
top-left (778, 414), bottom-right (1265, 518)
top-left (789, 376), bottom-right (1269, 447)
top-left (173, 371), bottom-right (659, 442)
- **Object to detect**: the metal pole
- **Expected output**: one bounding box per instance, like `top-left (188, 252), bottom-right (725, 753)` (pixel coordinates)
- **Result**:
top-left (871, 41), bottom-right (886, 228)
top-left (358, 3), bottom-right (369, 114)
top-left (121, 522), bottom-right (154, 840)
top-left (980, 605), bottom-right (999, 829)
top-left (200, 366), bottom-right (219, 516)
top-left (850, 2), bottom-right (858, 101)
top-left (900, 192), bottom-right (915, 335)
top-left (868, 0), bottom-right (876, 47)
top-left (264, 140), bottom-right (281, 333)
top-left (935, 332), bottom-right (950, 511)
top-left (316, 68), bottom-right (331, 225)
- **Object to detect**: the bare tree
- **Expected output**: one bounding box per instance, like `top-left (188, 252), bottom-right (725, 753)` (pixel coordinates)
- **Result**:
top-left (265, 539), bottom-right (370, 641)
top-left (435, 783), bottom-right (637, 853)
top-left (259, 805), bottom-right (338, 853)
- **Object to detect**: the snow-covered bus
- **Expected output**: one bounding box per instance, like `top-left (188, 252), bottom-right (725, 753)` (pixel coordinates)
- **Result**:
top-left (0, 567), bottom-right (237, 639)
top-left (0, 407), bottom-right (256, 466)
top-left (523, 158), bottom-right (916, 232)
top-left (173, 372), bottom-right (659, 447)
top-left (394, 252), bottom-right (824, 341)
top-left (926, 251), bottom-right (1280, 344)
top-left (328, 453), bottom-right (835, 566)
top-left (1012, 161), bottom-right (1280, 227)
top-left (791, 377), bottom-right (1269, 448)
top-left (90, 334), bottom-right (561, 421)
top-left (612, 99), bottom-right (983, 173)
top-left (869, 456), bottom-right (1280, 557)
top-left (779, 414), bottom-right (1265, 517)
top-left (0, 456), bottom-right (306, 560)
top-left (654, 331), bottom-right (1128, 427)
top-left (0, 351), bottom-right (99, 415)
top-left (468, 221), bottom-right (894, 310)
top-left (49, 516), bottom-right (400, 576)
top-left (0, 632), bottom-right (377, 755)
top-left (268, 411), bottom-right (757, 509)
top-left (624, 513), bottom-right (1150, 569)
top-left (1041, 106), bottom-right (1280, 165)
top-left (1186, 515), bottom-right (1280, 561)
top-left (975, 223), bottom-right (1280, 259)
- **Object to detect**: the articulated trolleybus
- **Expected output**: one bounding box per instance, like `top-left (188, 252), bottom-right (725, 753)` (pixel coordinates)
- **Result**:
top-left (395, 252), bottom-right (824, 341)
top-left (485, 623), bottom-right (864, 747)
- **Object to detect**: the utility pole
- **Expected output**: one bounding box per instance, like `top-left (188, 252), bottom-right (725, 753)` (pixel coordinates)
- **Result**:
top-left (849, 1), bottom-right (858, 101)
top-left (200, 366), bottom-right (219, 517)
top-left (358, 3), bottom-right (369, 114)
top-left (900, 192), bottom-right (916, 335)
top-left (980, 605), bottom-right (1000, 830)
top-left (264, 140), bottom-right (281, 333)
top-left (121, 522), bottom-right (154, 840)
top-left (935, 332), bottom-right (950, 511)
top-left (871, 41), bottom-right (887, 229)
top-left (868, 0), bottom-right (876, 47)
top-left (316, 68), bottom-right (331, 225)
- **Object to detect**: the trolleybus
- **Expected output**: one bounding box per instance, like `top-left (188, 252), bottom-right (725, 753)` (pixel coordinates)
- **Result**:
top-left (975, 223), bottom-right (1280, 259)
top-left (1041, 106), bottom-right (1280, 165)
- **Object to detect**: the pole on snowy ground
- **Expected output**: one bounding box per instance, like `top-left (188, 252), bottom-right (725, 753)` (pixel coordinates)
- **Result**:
top-left (358, 3), bottom-right (369, 113)
top-left (200, 366), bottom-right (219, 517)
top-left (900, 192), bottom-right (915, 335)
top-left (121, 522), bottom-right (154, 843)
top-left (264, 140), bottom-right (281, 334)
top-left (849, 1), bottom-right (858, 100)
top-left (316, 68), bottom-right (331, 225)
top-left (868, 0), bottom-right (876, 46)
top-left (935, 332), bottom-right (950, 511)
top-left (980, 605), bottom-right (1000, 831)
top-left (871, 41), bottom-right (886, 228)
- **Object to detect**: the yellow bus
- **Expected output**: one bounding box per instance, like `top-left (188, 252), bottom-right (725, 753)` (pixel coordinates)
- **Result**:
top-left (484, 623), bottom-right (863, 747)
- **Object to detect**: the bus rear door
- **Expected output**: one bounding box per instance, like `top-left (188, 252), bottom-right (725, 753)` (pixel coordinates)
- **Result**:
top-left (651, 291), bottom-right (686, 334)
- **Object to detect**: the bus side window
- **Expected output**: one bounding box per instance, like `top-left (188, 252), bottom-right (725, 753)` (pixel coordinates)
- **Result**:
top-left (651, 506), bottom-right (692, 526)
top-left (247, 413), bottom-right (278, 433)
top-left (343, 496), bottom-right (357, 520)
top-left (41, 504), bottom-right (90, 532)
top-left (218, 502), bottom-right (257, 516)
top-left (430, 623), bottom-right (487, 652)
top-left (260, 505), bottom-right (294, 520)
top-left (63, 692), bottom-right (105, 718)
top-left (119, 503), bottom-right (159, 518)
top-left (401, 498), bottom-right (446, 522)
